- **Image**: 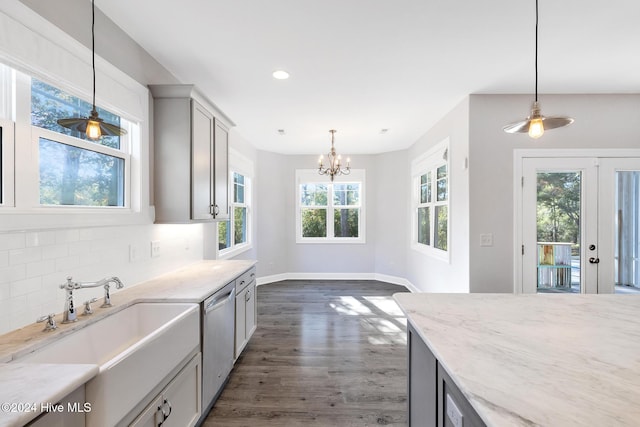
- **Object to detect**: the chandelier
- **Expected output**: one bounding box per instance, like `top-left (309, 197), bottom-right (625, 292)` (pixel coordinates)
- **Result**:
top-left (318, 129), bottom-right (350, 181)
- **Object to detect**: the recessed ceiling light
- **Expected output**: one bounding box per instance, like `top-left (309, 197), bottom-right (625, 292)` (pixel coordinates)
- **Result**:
top-left (272, 70), bottom-right (290, 80)
top-left (380, 128), bottom-right (390, 134)
top-left (277, 129), bottom-right (286, 135)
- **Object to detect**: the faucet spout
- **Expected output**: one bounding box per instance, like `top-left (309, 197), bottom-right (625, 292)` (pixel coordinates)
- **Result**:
top-left (59, 276), bottom-right (125, 320)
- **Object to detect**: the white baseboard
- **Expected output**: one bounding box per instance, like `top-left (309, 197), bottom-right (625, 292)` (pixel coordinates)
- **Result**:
top-left (256, 272), bottom-right (417, 292)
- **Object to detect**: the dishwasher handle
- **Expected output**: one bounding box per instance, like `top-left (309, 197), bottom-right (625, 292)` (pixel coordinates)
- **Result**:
top-left (204, 289), bottom-right (235, 314)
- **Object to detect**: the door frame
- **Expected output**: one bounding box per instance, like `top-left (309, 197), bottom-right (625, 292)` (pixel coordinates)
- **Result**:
top-left (513, 148), bottom-right (640, 293)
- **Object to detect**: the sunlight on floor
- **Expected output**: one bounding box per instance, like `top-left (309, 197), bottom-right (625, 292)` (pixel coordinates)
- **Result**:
top-left (329, 296), bottom-right (373, 315)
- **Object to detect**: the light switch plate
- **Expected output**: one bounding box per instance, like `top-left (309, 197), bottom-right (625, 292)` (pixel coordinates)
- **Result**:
top-left (446, 393), bottom-right (464, 427)
top-left (479, 233), bottom-right (493, 247)
top-left (150, 240), bottom-right (161, 258)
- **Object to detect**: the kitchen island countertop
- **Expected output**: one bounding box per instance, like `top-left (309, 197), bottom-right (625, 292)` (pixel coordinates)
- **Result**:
top-left (394, 293), bottom-right (640, 427)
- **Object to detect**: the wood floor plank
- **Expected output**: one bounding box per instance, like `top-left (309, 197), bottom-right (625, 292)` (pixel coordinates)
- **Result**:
top-left (204, 280), bottom-right (409, 426)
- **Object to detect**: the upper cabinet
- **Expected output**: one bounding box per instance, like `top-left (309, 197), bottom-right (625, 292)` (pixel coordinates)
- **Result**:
top-left (150, 85), bottom-right (232, 223)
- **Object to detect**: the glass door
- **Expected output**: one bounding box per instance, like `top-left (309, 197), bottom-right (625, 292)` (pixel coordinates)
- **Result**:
top-left (522, 158), bottom-right (598, 294)
top-left (598, 159), bottom-right (640, 294)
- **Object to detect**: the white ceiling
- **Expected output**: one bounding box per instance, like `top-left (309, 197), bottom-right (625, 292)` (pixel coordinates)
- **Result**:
top-left (98, 0), bottom-right (640, 155)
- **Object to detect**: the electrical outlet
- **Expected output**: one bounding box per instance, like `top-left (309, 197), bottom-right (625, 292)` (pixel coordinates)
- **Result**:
top-left (446, 393), bottom-right (464, 427)
top-left (150, 240), bottom-right (161, 258)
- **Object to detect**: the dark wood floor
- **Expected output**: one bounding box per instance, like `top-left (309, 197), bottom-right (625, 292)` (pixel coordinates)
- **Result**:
top-left (203, 280), bottom-right (410, 426)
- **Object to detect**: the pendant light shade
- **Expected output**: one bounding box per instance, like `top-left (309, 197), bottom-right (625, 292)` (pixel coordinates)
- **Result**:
top-left (503, 0), bottom-right (573, 138)
top-left (57, 0), bottom-right (127, 140)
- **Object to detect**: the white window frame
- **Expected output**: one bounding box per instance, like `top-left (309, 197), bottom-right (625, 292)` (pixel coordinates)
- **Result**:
top-left (218, 148), bottom-right (253, 259)
top-left (411, 139), bottom-right (450, 262)
top-left (295, 169), bottom-right (366, 244)
top-left (0, 5), bottom-right (149, 231)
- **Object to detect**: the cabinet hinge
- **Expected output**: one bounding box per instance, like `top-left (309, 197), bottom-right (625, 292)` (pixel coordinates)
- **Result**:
top-left (521, 176), bottom-right (524, 187)
top-left (522, 245), bottom-right (525, 255)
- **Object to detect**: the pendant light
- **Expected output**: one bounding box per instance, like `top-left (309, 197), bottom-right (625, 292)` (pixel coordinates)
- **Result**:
top-left (57, 0), bottom-right (127, 140)
top-left (503, 0), bottom-right (573, 138)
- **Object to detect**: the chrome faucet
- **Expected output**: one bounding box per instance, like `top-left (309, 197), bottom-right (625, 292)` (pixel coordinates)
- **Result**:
top-left (59, 276), bottom-right (125, 323)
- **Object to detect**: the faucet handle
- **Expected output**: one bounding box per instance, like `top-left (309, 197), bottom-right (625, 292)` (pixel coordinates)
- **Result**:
top-left (83, 297), bottom-right (99, 315)
top-left (36, 314), bottom-right (57, 331)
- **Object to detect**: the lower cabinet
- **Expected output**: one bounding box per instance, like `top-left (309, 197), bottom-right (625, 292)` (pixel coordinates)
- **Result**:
top-left (130, 353), bottom-right (201, 427)
top-left (235, 268), bottom-right (257, 359)
top-left (28, 386), bottom-right (86, 427)
top-left (407, 324), bottom-right (486, 427)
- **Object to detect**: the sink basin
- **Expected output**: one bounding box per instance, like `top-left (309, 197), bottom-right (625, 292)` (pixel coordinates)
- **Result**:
top-left (15, 302), bottom-right (200, 426)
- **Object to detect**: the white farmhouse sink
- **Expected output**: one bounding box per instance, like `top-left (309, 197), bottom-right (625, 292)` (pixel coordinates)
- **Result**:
top-left (15, 302), bottom-right (200, 426)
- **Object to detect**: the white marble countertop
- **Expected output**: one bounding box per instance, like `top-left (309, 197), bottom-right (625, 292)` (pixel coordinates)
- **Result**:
top-left (0, 363), bottom-right (98, 427)
top-left (0, 259), bottom-right (256, 426)
top-left (394, 293), bottom-right (640, 427)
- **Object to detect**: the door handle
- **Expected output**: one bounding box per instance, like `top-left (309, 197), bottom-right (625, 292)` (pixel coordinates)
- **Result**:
top-left (589, 257), bottom-right (600, 264)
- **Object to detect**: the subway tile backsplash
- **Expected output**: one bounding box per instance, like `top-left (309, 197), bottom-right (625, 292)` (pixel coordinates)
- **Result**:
top-left (0, 223), bottom-right (204, 335)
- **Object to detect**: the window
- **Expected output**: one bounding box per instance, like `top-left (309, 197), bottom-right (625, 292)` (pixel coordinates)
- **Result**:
top-left (412, 141), bottom-right (449, 259)
top-left (217, 149), bottom-right (254, 258)
top-left (31, 79), bottom-right (130, 207)
top-left (296, 169), bottom-right (365, 243)
top-left (219, 172), bottom-right (250, 253)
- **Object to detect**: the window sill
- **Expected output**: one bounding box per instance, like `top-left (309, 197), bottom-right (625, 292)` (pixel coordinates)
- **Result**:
top-left (411, 242), bottom-right (450, 263)
top-left (218, 243), bottom-right (253, 260)
top-left (296, 237), bottom-right (366, 244)
top-left (0, 207), bottom-right (152, 232)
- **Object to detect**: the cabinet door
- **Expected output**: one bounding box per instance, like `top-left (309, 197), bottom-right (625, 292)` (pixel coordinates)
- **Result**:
top-left (29, 386), bottom-right (86, 427)
top-left (191, 100), bottom-right (214, 220)
top-left (245, 281), bottom-right (257, 341)
top-left (408, 324), bottom-right (437, 427)
top-left (161, 353), bottom-right (202, 427)
top-left (213, 121), bottom-right (229, 219)
top-left (129, 395), bottom-right (162, 427)
top-left (235, 288), bottom-right (247, 358)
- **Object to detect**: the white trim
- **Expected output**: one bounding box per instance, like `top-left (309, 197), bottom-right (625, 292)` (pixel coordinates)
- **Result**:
top-left (256, 272), bottom-right (418, 292)
top-left (0, 119), bottom-right (14, 207)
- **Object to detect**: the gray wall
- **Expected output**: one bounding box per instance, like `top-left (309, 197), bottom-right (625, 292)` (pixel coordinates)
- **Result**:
top-left (468, 94), bottom-right (640, 293)
top-left (19, 0), bottom-right (178, 86)
top-left (404, 97), bottom-right (470, 292)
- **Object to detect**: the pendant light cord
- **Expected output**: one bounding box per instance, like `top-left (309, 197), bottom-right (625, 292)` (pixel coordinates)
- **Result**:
top-left (534, 0), bottom-right (538, 103)
top-left (91, 0), bottom-right (96, 112)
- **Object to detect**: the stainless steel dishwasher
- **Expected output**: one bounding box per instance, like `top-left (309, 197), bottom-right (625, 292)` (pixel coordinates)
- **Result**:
top-left (202, 281), bottom-right (236, 413)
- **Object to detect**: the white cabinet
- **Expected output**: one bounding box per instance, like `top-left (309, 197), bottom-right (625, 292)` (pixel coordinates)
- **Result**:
top-left (235, 267), bottom-right (257, 359)
top-left (130, 352), bottom-right (201, 427)
top-left (28, 386), bottom-right (86, 427)
top-left (150, 84), bottom-right (231, 223)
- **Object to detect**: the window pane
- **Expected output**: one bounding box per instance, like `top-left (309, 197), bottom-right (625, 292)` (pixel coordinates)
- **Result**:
top-left (437, 177), bottom-right (447, 201)
top-left (31, 79), bottom-right (121, 149)
top-left (300, 183), bottom-right (328, 206)
top-left (434, 205), bottom-right (448, 251)
top-left (301, 208), bottom-right (327, 237)
top-left (39, 138), bottom-right (124, 206)
top-left (333, 183), bottom-right (360, 206)
top-left (218, 221), bottom-right (230, 250)
top-left (234, 172), bottom-right (245, 203)
top-left (334, 208), bottom-right (359, 238)
top-left (437, 164), bottom-right (447, 179)
top-left (418, 207), bottom-right (430, 245)
top-left (420, 172), bottom-right (431, 203)
top-left (234, 206), bottom-right (247, 244)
